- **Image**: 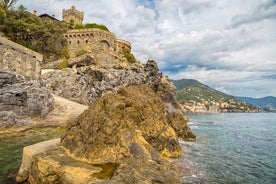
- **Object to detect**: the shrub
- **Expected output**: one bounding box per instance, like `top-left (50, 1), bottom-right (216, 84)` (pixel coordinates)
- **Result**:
top-left (58, 56), bottom-right (68, 69)
top-left (75, 49), bottom-right (88, 57)
top-left (123, 47), bottom-right (136, 63)
top-left (74, 24), bottom-right (84, 29)
top-left (84, 23), bottom-right (109, 32)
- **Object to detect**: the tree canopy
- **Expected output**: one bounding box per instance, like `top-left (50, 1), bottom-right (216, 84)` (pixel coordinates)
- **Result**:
top-left (0, 8), bottom-right (69, 62)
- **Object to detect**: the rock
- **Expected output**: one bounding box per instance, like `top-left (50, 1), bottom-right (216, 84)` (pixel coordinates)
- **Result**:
top-left (61, 85), bottom-right (182, 163)
top-left (0, 70), bottom-right (54, 130)
top-left (166, 112), bottom-right (196, 141)
top-left (16, 139), bottom-right (61, 183)
top-left (18, 85), bottom-right (182, 183)
top-left (0, 111), bottom-right (35, 129)
top-left (17, 138), bottom-right (179, 184)
top-left (67, 54), bottom-right (96, 68)
top-left (42, 60), bottom-right (195, 141)
top-left (42, 60), bottom-right (180, 111)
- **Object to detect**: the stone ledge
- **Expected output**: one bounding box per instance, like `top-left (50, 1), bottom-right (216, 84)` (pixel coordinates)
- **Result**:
top-left (17, 138), bottom-right (61, 182)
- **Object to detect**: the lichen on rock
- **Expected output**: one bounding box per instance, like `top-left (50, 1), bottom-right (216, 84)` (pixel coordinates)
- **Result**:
top-left (61, 85), bottom-right (182, 163)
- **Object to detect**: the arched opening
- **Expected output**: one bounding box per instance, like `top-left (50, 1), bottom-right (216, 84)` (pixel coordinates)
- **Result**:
top-left (100, 40), bottom-right (110, 52)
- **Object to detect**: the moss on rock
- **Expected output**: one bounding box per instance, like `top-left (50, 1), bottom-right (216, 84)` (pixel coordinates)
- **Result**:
top-left (61, 85), bottom-right (183, 162)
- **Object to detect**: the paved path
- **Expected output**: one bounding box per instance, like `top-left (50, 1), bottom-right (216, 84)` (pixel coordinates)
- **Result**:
top-left (37, 95), bottom-right (88, 127)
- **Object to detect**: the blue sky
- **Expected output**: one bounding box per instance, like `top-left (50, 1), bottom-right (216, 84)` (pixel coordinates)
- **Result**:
top-left (15, 0), bottom-right (276, 98)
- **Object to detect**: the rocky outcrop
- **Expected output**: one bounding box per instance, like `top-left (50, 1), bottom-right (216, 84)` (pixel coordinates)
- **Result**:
top-left (42, 59), bottom-right (180, 109)
top-left (42, 58), bottom-right (195, 141)
top-left (0, 70), bottom-right (54, 130)
top-left (17, 85), bottom-right (186, 183)
top-left (42, 59), bottom-right (195, 141)
top-left (61, 85), bottom-right (182, 162)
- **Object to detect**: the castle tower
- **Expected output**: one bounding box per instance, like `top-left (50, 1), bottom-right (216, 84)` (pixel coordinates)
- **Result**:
top-left (62, 6), bottom-right (84, 26)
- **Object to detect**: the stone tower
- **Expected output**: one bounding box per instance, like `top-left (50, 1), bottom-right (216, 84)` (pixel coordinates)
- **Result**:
top-left (62, 6), bottom-right (84, 26)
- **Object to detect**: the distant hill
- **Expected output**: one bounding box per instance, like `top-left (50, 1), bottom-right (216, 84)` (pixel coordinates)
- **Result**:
top-left (172, 79), bottom-right (260, 113)
top-left (236, 96), bottom-right (276, 112)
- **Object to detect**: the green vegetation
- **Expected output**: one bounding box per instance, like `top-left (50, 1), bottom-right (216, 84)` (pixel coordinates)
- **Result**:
top-left (122, 47), bottom-right (136, 63)
top-left (74, 23), bottom-right (109, 32)
top-left (75, 49), bottom-right (88, 57)
top-left (74, 23), bottom-right (84, 29)
top-left (0, 6), bottom-right (69, 62)
top-left (0, 0), bottom-right (18, 10)
top-left (58, 56), bottom-right (68, 70)
top-left (174, 80), bottom-right (233, 103)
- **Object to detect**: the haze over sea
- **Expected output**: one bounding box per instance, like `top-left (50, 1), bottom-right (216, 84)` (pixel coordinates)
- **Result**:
top-left (175, 113), bottom-right (276, 184)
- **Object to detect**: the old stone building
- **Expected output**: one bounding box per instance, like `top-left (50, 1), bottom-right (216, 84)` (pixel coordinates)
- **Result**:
top-left (62, 6), bottom-right (131, 61)
top-left (64, 28), bottom-right (131, 59)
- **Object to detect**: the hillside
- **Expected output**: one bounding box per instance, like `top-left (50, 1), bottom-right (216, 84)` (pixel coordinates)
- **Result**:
top-left (236, 96), bottom-right (276, 112)
top-left (172, 79), bottom-right (260, 113)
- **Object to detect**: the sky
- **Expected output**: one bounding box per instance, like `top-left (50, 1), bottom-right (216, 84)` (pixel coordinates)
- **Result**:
top-left (15, 0), bottom-right (276, 98)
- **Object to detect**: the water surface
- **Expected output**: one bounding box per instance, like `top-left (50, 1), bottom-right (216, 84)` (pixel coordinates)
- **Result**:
top-left (175, 113), bottom-right (276, 184)
top-left (0, 127), bottom-right (64, 184)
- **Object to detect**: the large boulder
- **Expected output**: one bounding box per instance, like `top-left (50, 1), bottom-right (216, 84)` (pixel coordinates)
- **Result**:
top-left (61, 85), bottom-right (182, 162)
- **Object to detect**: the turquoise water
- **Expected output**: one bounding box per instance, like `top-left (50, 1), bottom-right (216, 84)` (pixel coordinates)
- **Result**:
top-left (176, 113), bottom-right (276, 184)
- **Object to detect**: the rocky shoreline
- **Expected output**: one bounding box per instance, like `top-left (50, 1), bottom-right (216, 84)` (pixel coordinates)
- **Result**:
top-left (1, 57), bottom-right (196, 183)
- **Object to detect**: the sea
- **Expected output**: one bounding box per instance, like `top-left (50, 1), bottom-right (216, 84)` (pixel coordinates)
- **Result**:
top-left (173, 113), bottom-right (276, 184)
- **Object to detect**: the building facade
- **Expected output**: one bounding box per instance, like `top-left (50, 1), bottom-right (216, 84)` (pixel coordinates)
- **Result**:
top-left (62, 6), bottom-right (131, 60)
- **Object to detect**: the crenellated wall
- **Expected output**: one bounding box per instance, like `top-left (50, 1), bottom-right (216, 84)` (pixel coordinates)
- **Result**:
top-left (0, 36), bottom-right (42, 80)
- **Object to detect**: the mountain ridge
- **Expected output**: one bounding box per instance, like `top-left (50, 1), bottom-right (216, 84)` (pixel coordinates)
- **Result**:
top-left (172, 79), bottom-right (261, 113)
top-left (236, 96), bottom-right (276, 112)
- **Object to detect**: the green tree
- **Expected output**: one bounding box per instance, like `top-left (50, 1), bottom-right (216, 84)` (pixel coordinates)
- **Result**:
top-left (0, 2), bottom-right (6, 24)
top-left (17, 4), bottom-right (26, 11)
top-left (0, 0), bottom-right (18, 10)
top-left (1, 9), bottom-right (69, 62)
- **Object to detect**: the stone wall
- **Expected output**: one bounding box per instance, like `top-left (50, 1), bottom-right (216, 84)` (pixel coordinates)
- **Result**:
top-left (64, 28), bottom-right (131, 60)
top-left (0, 37), bottom-right (42, 80)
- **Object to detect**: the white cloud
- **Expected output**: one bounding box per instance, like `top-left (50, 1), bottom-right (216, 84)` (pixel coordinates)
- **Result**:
top-left (15, 0), bottom-right (276, 97)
